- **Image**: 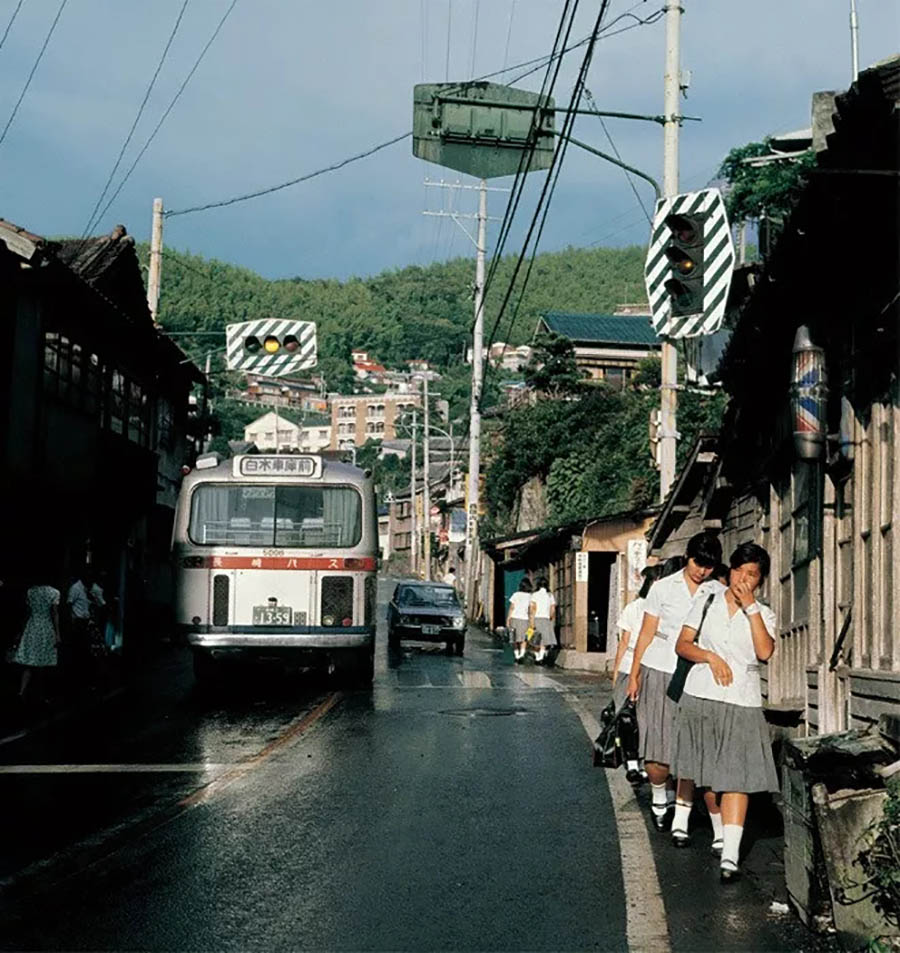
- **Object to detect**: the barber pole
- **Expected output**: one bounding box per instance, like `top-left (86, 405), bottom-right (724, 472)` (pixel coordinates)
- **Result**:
top-left (791, 326), bottom-right (828, 460)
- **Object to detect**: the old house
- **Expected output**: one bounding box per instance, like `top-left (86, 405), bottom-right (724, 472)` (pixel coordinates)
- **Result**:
top-left (647, 56), bottom-right (900, 735)
top-left (0, 221), bottom-right (203, 646)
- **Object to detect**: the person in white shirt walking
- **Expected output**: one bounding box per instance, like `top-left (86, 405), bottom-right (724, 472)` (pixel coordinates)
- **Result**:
top-left (506, 577), bottom-right (534, 662)
top-left (671, 542), bottom-right (777, 884)
top-left (530, 576), bottom-right (556, 664)
top-left (626, 532), bottom-right (723, 830)
top-left (442, 568), bottom-right (457, 588)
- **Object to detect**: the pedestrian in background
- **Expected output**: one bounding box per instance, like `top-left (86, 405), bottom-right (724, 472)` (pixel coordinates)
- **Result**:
top-left (625, 532), bottom-right (723, 830)
top-left (14, 572), bottom-right (61, 704)
top-left (530, 576), bottom-right (556, 664)
top-left (507, 577), bottom-right (533, 663)
top-left (442, 567), bottom-right (457, 589)
top-left (671, 542), bottom-right (778, 884)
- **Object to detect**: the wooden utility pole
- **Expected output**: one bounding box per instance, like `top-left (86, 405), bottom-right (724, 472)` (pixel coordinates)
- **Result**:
top-left (147, 197), bottom-right (164, 325)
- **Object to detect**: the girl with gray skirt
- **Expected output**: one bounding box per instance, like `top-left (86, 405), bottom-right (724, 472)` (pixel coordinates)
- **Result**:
top-left (671, 542), bottom-right (778, 884)
top-left (507, 577), bottom-right (534, 663)
top-left (530, 577), bottom-right (556, 664)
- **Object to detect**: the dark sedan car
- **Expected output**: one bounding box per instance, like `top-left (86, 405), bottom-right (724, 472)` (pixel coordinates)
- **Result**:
top-left (387, 581), bottom-right (466, 655)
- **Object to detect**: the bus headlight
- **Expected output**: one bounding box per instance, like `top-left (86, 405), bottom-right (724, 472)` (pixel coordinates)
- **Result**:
top-left (452, 616), bottom-right (466, 629)
top-left (322, 614), bottom-right (335, 627)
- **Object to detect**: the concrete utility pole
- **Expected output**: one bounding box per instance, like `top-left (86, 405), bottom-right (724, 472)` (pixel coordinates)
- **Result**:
top-left (464, 179), bottom-right (487, 612)
top-left (659, 0), bottom-right (681, 500)
top-left (147, 197), bottom-right (164, 325)
top-left (849, 0), bottom-right (859, 82)
top-left (422, 373), bottom-right (432, 581)
top-left (411, 409), bottom-right (419, 578)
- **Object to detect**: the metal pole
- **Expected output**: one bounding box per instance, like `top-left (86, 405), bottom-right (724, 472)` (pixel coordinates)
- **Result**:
top-left (849, 0), bottom-right (859, 82)
top-left (659, 0), bottom-right (681, 501)
top-left (411, 409), bottom-right (418, 577)
top-left (449, 420), bottom-right (455, 499)
top-left (422, 373), bottom-right (432, 580)
top-left (147, 197), bottom-right (164, 325)
top-left (464, 179), bottom-right (487, 613)
top-left (202, 352), bottom-right (212, 452)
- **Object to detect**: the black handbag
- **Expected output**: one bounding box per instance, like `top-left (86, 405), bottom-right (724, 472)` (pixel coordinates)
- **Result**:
top-left (616, 699), bottom-right (639, 763)
top-left (666, 592), bottom-right (716, 703)
top-left (592, 700), bottom-right (621, 768)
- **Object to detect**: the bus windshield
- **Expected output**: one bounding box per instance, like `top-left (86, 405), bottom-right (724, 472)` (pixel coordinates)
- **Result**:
top-left (189, 484), bottom-right (362, 548)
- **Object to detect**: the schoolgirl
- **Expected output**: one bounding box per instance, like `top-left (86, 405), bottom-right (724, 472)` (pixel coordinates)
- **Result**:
top-left (507, 577), bottom-right (534, 663)
top-left (671, 542), bottom-right (778, 884)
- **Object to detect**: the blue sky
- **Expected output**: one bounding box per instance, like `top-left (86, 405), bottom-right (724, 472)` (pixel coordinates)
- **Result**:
top-left (0, 1), bottom-right (897, 280)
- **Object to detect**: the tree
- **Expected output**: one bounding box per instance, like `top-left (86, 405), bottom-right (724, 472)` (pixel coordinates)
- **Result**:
top-left (522, 333), bottom-right (586, 397)
top-left (718, 138), bottom-right (815, 224)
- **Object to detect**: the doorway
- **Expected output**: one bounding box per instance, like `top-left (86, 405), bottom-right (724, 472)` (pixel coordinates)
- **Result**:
top-left (587, 552), bottom-right (615, 652)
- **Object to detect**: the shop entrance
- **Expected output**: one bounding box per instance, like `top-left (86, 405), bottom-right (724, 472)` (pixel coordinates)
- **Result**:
top-left (587, 552), bottom-right (616, 652)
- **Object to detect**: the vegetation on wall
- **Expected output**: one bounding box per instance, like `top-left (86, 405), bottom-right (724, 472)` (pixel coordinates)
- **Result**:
top-left (718, 138), bottom-right (816, 223)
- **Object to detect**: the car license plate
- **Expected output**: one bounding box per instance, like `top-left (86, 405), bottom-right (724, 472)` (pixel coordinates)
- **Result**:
top-left (422, 624), bottom-right (440, 636)
top-left (253, 606), bottom-right (293, 626)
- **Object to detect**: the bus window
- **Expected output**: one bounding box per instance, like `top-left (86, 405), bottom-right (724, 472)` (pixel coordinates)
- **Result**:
top-left (189, 484), bottom-right (362, 547)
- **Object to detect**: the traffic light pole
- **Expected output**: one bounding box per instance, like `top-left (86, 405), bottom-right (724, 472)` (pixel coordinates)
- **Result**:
top-left (464, 179), bottom-right (487, 615)
top-left (659, 0), bottom-right (682, 500)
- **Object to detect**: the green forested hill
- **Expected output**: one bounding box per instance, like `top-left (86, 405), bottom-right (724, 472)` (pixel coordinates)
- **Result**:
top-left (144, 243), bottom-right (648, 376)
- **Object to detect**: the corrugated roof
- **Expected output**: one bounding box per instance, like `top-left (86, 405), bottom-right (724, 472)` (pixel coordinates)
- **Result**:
top-left (540, 311), bottom-right (660, 346)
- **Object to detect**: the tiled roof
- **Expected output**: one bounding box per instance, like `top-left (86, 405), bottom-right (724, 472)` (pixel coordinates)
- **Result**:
top-left (539, 311), bottom-right (660, 346)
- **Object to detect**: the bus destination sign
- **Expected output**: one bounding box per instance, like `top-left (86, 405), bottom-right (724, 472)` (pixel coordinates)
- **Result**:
top-left (235, 455), bottom-right (322, 479)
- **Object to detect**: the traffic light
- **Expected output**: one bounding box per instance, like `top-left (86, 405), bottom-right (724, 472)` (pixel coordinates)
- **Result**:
top-left (662, 212), bottom-right (705, 317)
top-left (225, 320), bottom-right (317, 376)
top-left (645, 188), bottom-right (735, 339)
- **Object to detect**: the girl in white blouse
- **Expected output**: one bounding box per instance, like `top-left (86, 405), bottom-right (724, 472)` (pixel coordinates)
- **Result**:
top-left (671, 542), bottom-right (777, 884)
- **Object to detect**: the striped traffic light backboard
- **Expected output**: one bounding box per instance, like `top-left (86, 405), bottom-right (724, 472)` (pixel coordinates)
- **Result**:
top-left (225, 319), bottom-right (317, 376)
top-left (645, 188), bottom-right (735, 338)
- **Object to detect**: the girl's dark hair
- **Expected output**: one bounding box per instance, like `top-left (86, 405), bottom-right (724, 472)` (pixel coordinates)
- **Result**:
top-left (536, 576), bottom-right (549, 590)
top-left (685, 531), bottom-right (723, 568)
top-left (638, 563), bottom-right (668, 599)
top-left (714, 563), bottom-right (730, 584)
top-left (518, 577), bottom-right (533, 593)
top-left (661, 555), bottom-right (685, 577)
top-left (729, 542), bottom-right (771, 581)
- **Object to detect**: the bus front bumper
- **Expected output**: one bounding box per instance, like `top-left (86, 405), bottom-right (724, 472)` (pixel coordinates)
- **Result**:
top-left (186, 626), bottom-right (374, 651)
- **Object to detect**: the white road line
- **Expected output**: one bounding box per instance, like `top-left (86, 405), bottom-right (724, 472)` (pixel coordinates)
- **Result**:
top-left (512, 670), bottom-right (560, 689)
top-left (458, 671), bottom-right (492, 688)
top-left (0, 764), bottom-right (232, 775)
top-left (546, 676), bottom-right (671, 953)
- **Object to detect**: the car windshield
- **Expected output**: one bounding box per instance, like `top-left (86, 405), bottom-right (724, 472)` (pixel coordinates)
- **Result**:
top-left (398, 586), bottom-right (460, 609)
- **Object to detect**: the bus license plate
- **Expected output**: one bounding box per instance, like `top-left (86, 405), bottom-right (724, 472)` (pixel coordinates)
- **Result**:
top-left (422, 624), bottom-right (440, 635)
top-left (253, 606), bottom-right (293, 626)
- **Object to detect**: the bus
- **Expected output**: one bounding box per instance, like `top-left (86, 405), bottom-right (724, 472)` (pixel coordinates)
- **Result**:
top-left (172, 453), bottom-right (377, 685)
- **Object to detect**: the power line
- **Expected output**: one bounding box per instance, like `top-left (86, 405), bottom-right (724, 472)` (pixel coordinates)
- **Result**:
top-left (502, 0), bottom-right (516, 71)
top-left (92, 0), bottom-right (239, 229)
top-left (0, 0), bottom-right (26, 53)
top-left (445, 0), bottom-right (452, 81)
top-left (469, 0), bottom-right (480, 78)
top-left (165, 132), bottom-right (411, 218)
top-left (82, 0), bottom-right (190, 237)
top-left (0, 0), bottom-right (69, 151)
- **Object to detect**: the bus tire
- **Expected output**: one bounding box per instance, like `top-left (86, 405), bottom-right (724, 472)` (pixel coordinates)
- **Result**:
top-left (347, 648), bottom-right (374, 688)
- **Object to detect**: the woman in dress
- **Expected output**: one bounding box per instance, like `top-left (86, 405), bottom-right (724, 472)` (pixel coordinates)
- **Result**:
top-left (671, 542), bottom-right (778, 884)
top-left (507, 577), bottom-right (534, 663)
top-left (14, 573), bottom-right (62, 702)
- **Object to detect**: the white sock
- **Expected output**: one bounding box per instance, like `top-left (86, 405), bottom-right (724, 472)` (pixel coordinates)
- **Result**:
top-left (709, 811), bottom-right (724, 843)
top-left (651, 783), bottom-right (668, 817)
top-left (721, 824), bottom-right (743, 868)
top-left (672, 799), bottom-right (691, 835)
top-left (625, 759), bottom-right (640, 773)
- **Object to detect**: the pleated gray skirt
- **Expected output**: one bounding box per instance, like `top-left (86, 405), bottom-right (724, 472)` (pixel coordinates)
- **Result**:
top-left (636, 665), bottom-right (677, 765)
top-left (508, 620), bottom-right (528, 643)
top-left (672, 693), bottom-right (779, 794)
top-left (532, 618), bottom-right (555, 647)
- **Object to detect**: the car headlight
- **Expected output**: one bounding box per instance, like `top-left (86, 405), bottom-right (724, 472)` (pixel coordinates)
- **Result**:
top-left (452, 616), bottom-right (466, 629)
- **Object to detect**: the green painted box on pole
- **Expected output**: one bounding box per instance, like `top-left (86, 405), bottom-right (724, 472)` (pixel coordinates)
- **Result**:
top-left (413, 81), bottom-right (555, 179)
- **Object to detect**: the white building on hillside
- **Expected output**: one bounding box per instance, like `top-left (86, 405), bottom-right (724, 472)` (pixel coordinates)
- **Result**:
top-left (243, 411), bottom-right (332, 453)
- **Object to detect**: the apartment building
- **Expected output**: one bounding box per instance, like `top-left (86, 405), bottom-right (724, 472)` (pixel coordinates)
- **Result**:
top-left (329, 393), bottom-right (421, 450)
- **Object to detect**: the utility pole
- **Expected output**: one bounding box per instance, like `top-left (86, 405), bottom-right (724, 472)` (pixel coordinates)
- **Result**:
top-left (147, 197), bottom-right (164, 325)
top-left (464, 179), bottom-right (487, 612)
top-left (411, 409), bottom-right (418, 578)
top-left (659, 0), bottom-right (681, 500)
top-left (849, 0), bottom-right (859, 81)
top-left (422, 372), bottom-right (432, 580)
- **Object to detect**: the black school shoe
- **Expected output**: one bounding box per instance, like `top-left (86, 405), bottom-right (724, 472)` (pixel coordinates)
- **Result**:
top-left (671, 830), bottom-right (690, 848)
top-left (719, 863), bottom-right (740, 884)
top-left (651, 809), bottom-right (671, 832)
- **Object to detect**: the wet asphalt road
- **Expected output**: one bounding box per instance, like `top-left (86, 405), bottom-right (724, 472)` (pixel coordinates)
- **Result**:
top-left (0, 580), bottom-right (835, 952)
